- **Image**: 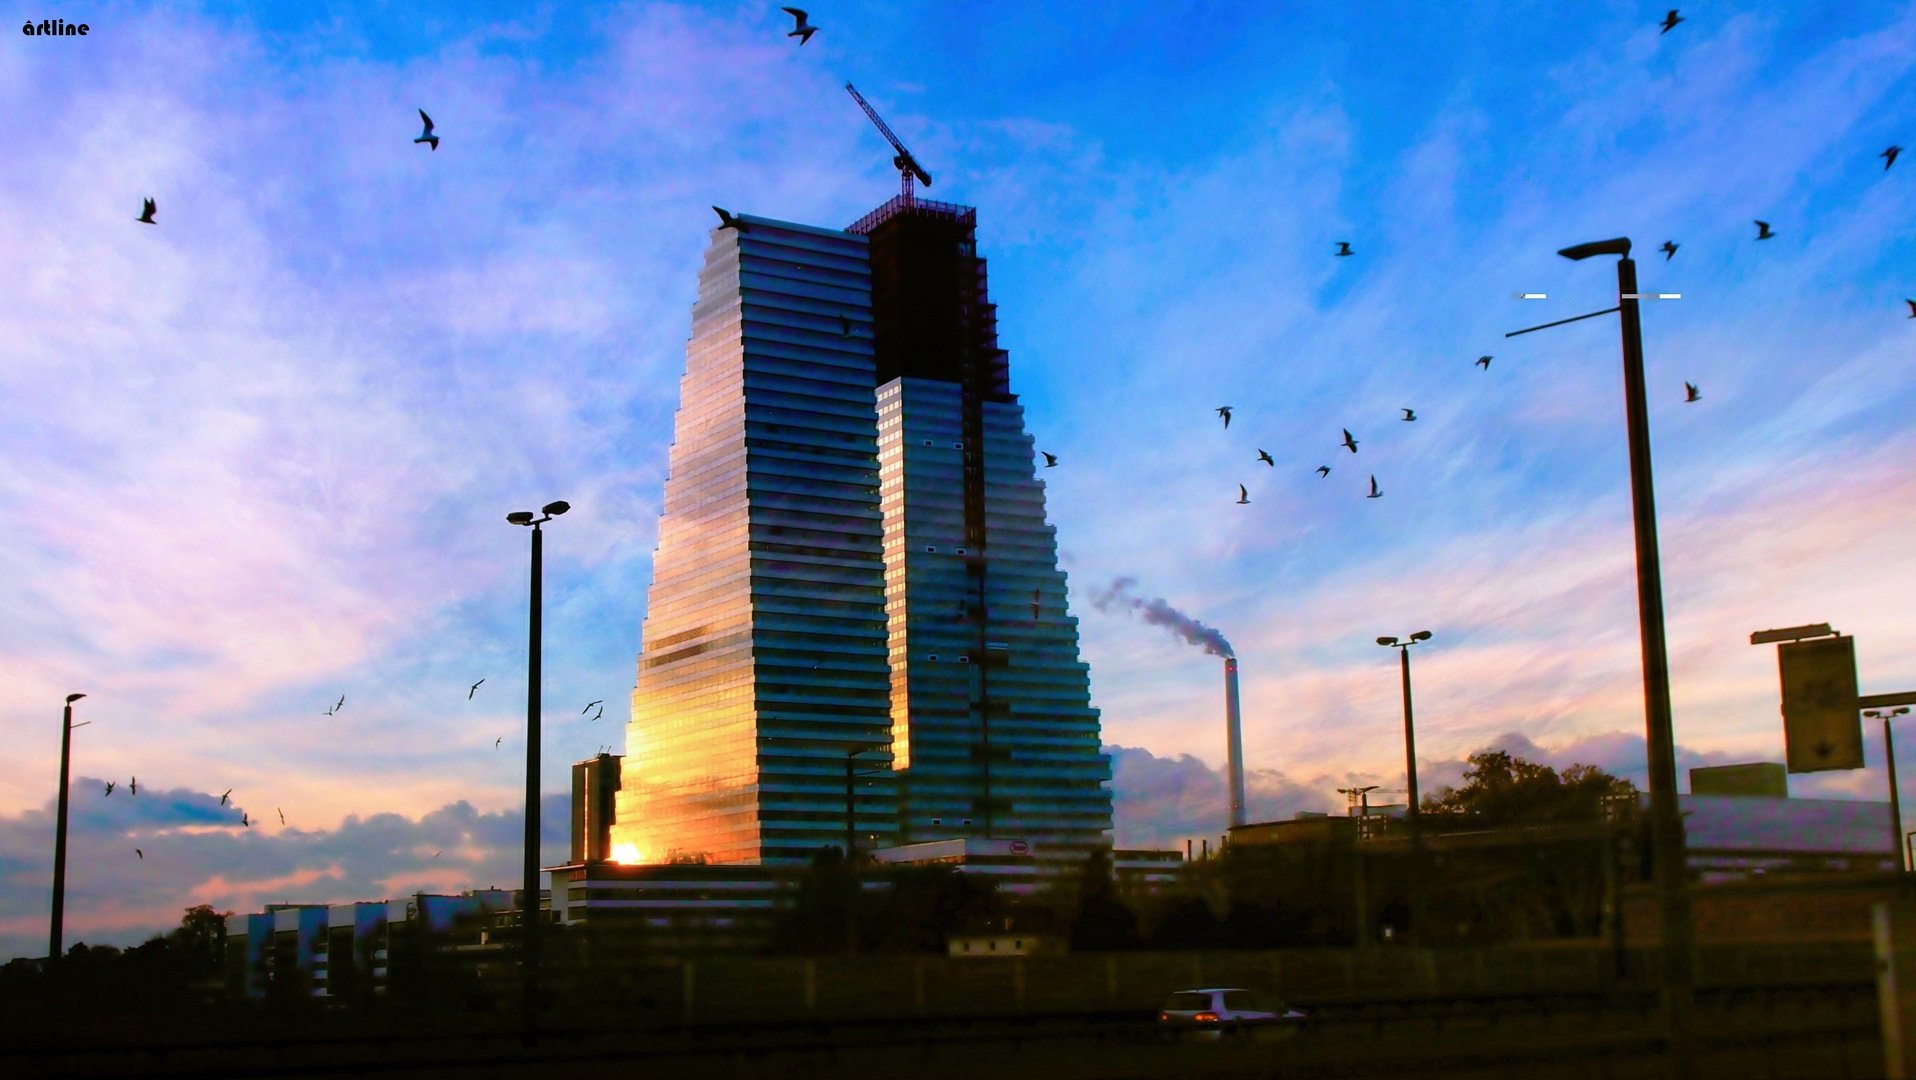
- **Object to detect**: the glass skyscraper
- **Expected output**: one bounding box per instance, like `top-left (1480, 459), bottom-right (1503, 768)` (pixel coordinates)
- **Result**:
top-left (616, 197), bottom-right (1110, 869)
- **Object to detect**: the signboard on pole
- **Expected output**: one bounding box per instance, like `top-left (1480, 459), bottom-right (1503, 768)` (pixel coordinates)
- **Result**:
top-left (1778, 635), bottom-right (1862, 773)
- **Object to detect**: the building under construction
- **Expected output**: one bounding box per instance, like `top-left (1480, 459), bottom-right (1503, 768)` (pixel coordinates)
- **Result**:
top-left (613, 193), bottom-right (1111, 872)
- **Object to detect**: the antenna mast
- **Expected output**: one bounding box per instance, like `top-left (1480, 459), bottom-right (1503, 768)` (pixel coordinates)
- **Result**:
top-left (845, 83), bottom-right (933, 201)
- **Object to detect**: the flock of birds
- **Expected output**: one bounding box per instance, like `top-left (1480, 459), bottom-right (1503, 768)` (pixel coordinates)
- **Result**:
top-left (105, 5), bottom-right (1912, 860)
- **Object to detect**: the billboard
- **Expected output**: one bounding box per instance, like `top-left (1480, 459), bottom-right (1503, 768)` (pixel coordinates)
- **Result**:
top-left (1778, 635), bottom-right (1862, 773)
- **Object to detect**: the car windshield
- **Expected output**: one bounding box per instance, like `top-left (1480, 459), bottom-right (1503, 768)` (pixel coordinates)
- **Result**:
top-left (1220, 990), bottom-right (1262, 1011)
top-left (1162, 992), bottom-right (1213, 1012)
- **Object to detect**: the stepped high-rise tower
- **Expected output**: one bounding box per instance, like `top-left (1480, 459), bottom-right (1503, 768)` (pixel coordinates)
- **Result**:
top-left (616, 197), bottom-right (1110, 869)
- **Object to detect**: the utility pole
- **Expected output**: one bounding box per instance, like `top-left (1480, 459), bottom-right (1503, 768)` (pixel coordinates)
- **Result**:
top-left (48, 693), bottom-right (86, 963)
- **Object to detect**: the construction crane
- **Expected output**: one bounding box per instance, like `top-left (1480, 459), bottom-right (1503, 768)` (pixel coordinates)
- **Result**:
top-left (845, 83), bottom-right (932, 200)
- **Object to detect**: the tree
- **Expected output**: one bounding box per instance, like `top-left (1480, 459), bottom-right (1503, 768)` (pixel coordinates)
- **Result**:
top-left (1423, 751), bottom-right (1635, 826)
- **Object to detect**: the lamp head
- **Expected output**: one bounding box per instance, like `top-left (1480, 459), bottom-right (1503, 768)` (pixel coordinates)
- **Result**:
top-left (1376, 636), bottom-right (1399, 647)
top-left (541, 500), bottom-right (571, 517)
top-left (507, 511), bottom-right (535, 526)
top-left (1558, 237), bottom-right (1632, 261)
top-left (65, 693), bottom-right (86, 704)
top-left (1867, 711), bottom-right (1882, 719)
top-left (1410, 630), bottom-right (1433, 642)
top-left (1897, 708), bottom-right (1913, 718)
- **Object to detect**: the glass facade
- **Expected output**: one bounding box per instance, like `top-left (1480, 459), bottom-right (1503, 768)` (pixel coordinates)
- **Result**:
top-left (619, 199), bottom-right (1110, 868)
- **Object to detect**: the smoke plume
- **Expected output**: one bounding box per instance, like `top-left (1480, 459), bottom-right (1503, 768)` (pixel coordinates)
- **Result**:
top-left (1089, 577), bottom-right (1234, 658)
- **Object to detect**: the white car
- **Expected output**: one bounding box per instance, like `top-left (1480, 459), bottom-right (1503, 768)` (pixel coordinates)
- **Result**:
top-left (1158, 987), bottom-right (1303, 1030)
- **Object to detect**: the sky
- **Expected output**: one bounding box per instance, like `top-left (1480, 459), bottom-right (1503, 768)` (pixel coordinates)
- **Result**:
top-left (2, 1), bottom-right (1914, 958)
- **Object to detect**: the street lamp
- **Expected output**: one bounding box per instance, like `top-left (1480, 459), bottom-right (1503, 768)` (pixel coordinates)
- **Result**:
top-left (842, 743), bottom-right (889, 861)
top-left (507, 499), bottom-right (568, 1038)
top-left (48, 692), bottom-right (87, 963)
top-left (1867, 707), bottom-right (1912, 870)
top-left (1516, 236), bottom-right (1690, 1060)
top-left (1374, 632), bottom-right (1433, 821)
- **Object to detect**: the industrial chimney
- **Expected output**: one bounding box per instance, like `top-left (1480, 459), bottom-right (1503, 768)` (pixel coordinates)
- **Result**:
top-left (1224, 657), bottom-right (1246, 828)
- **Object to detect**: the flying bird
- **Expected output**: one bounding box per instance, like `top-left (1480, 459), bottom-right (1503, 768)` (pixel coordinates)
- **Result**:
top-left (839, 314), bottom-right (853, 337)
top-left (241, 812), bottom-right (250, 827)
top-left (277, 808), bottom-right (285, 825)
top-left (129, 776), bottom-right (137, 795)
top-left (1236, 484), bottom-right (1250, 505)
top-left (1216, 406), bottom-right (1233, 428)
top-left (1660, 9), bottom-right (1684, 33)
top-left (1315, 466), bottom-right (1331, 478)
top-left (1476, 355), bottom-right (1492, 370)
top-left (1684, 382), bottom-right (1701, 402)
top-left (219, 789), bottom-right (231, 806)
top-left (104, 781), bottom-right (115, 796)
top-left (1335, 241), bottom-right (1353, 257)
top-left (1256, 450), bottom-right (1275, 466)
top-left (782, 7), bottom-right (817, 44)
top-left (1042, 452), bottom-right (1058, 468)
top-left (468, 679), bottom-right (485, 700)
top-left (135, 849), bottom-right (143, 859)
top-left (582, 700), bottom-right (604, 714)
top-left (1883, 146), bottom-right (1902, 171)
top-left (136, 198), bottom-right (156, 225)
top-left (414, 110), bottom-right (439, 151)
top-left (590, 705), bottom-right (604, 722)
top-left (1367, 476), bottom-right (1383, 499)
top-left (433, 851), bottom-right (442, 858)
top-left (1905, 299), bottom-right (1915, 318)
top-left (1341, 429), bottom-right (1359, 453)
top-left (1660, 241), bottom-right (1678, 260)
top-left (325, 694), bottom-right (343, 716)
top-left (713, 206), bottom-right (751, 233)
top-left (1754, 220), bottom-right (1775, 240)
top-left (1401, 408), bottom-right (1417, 422)
top-left (496, 737), bottom-right (503, 749)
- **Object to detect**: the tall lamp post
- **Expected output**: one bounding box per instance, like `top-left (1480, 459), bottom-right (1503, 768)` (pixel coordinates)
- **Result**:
top-left (842, 743), bottom-right (888, 860)
top-left (1513, 237), bottom-right (1691, 1067)
top-left (1867, 707), bottom-right (1912, 870)
top-left (1376, 631), bottom-right (1431, 945)
top-left (48, 693), bottom-right (88, 963)
top-left (507, 499), bottom-right (568, 1037)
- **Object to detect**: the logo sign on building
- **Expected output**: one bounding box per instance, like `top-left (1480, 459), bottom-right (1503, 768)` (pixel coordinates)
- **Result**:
top-left (1777, 635), bottom-right (1862, 773)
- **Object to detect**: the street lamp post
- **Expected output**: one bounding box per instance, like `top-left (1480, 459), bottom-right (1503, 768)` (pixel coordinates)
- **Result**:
top-left (507, 499), bottom-right (569, 1039)
top-left (1529, 237), bottom-right (1690, 1068)
top-left (843, 744), bottom-right (886, 861)
top-left (48, 692), bottom-right (87, 963)
top-left (1376, 632), bottom-right (1431, 944)
top-left (1867, 707), bottom-right (1911, 870)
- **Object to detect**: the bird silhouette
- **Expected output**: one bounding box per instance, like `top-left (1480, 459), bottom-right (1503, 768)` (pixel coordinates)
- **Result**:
top-left (468, 679), bottom-right (485, 700)
top-left (1341, 429), bottom-right (1359, 453)
top-left (839, 314), bottom-right (853, 337)
top-left (1401, 408), bottom-right (1417, 422)
top-left (1335, 241), bottom-right (1353, 257)
top-left (1660, 9), bottom-right (1684, 33)
top-left (782, 7), bottom-right (817, 44)
top-left (1905, 299), bottom-right (1916, 319)
top-left (496, 737), bottom-right (503, 749)
top-left (136, 198), bottom-right (156, 225)
top-left (590, 705), bottom-right (604, 722)
top-left (1367, 476), bottom-right (1383, 499)
top-left (1216, 406), bottom-right (1233, 428)
top-left (1754, 220), bottom-right (1775, 240)
top-left (1042, 452), bottom-right (1058, 467)
top-left (582, 700), bottom-right (604, 714)
top-left (219, 789), bottom-right (231, 806)
top-left (325, 694), bottom-right (343, 716)
top-left (241, 812), bottom-right (250, 827)
top-left (1315, 466), bottom-right (1331, 478)
top-left (1884, 146), bottom-right (1902, 171)
top-left (135, 848), bottom-right (143, 859)
top-left (414, 109), bottom-right (439, 151)
top-left (1476, 355), bottom-right (1492, 370)
top-left (129, 776), bottom-right (137, 795)
top-left (713, 206), bottom-right (751, 233)
top-left (1660, 241), bottom-right (1678, 260)
top-left (1236, 484), bottom-right (1250, 505)
top-left (1256, 450), bottom-right (1275, 466)
top-left (1684, 382), bottom-right (1700, 402)
top-left (104, 781), bottom-right (115, 796)
top-left (277, 808), bottom-right (285, 825)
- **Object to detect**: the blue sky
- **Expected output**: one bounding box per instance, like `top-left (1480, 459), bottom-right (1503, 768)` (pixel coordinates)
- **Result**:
top-left (2, 1), bottom-right (1914, 955)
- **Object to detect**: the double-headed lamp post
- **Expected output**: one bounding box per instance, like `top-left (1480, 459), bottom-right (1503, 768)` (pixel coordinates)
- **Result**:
top-left (1374, 632), bottom-right (1433, 820)
top-left (507, 499), bottom-right (568, 1033)
top-left (49, 692), bottom-right (88, 963)
top-left (1866, 707), bottom-right (1912, 870)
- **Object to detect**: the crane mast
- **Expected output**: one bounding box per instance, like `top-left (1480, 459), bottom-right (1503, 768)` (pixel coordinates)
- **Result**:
top-left (845, 83), bottom-right (933, 200)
